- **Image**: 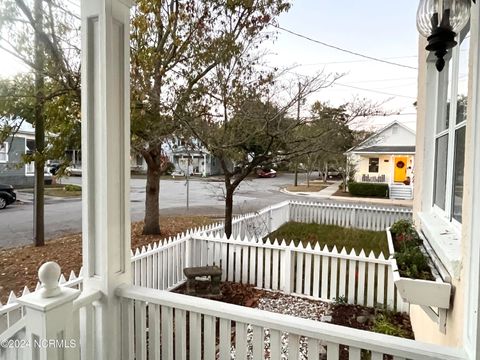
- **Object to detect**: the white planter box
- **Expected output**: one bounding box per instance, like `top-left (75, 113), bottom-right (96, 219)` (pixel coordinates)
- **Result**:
top-left (387, 228), bottom-right (452, 309)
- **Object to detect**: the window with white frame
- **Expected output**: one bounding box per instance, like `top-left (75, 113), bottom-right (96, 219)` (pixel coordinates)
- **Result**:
top-left (368, 158), bottom-right (379, 173)
top-left (432, 30), bottom-right (469, 224)
top-left (0, 142), bottom-right (8, 162)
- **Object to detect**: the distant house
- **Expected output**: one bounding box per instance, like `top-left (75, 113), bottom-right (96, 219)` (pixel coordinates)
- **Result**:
top-left (131, 137), bottom-right (224, 176)
top-left (0, 122), bottom-right (51, 188)
top-left (346, 121), bottom-right (415, 199)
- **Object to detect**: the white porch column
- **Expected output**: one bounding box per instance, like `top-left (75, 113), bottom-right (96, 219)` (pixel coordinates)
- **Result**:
top-left (203, 153), bottom-right (207, 177)
top-left (80, 0), bottom-right (132, 359)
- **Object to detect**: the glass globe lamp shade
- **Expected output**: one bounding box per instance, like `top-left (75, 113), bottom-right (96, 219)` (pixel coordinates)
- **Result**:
top-left (416, 0), bottom-right (471, 38)
top-left (416, 0), bottom-right (472, 71)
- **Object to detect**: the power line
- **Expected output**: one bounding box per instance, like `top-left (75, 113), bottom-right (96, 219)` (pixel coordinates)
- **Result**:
top-left (272, 25), bottom-right (418, 71)
top-left (292, 56), bottom-right (418, 67)
top-left (339, 77), bottom-right (417, 84)
top-left (333, 83), bottom-right (417, 99)
top-left (261, 64), bottom-right (417, 100)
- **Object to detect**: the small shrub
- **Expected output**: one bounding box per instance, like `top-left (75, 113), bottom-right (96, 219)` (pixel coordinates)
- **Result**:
top-left (347, 182), bottom-right (389, 198)
top-left (64, 184), bottom-right (81, 192)
top-left (163, 162), bottom-right (175, 175)
top-left (372, 313), bottom-right (408, 338)
top-left (333, 295), bottom-right (348, 305)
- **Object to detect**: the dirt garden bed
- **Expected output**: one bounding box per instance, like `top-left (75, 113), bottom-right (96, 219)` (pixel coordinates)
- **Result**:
top-left (286, 184), bottom-right (328, 193)
top-left (0, 216), bottom-right (214, 303)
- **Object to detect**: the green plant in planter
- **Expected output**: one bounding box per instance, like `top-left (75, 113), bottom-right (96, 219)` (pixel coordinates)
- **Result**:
top-left (390, 219), bottom-right (435, 281)
top-left (394, 246), bottom-right (434, 281)
top-left (390, 219), bottom-right (420, 248)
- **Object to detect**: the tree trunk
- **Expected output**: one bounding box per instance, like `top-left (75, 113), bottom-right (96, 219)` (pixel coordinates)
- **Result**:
top-left (33, 0), bottom-right (45, 247)
top-left (294, 162), bottom-right (298, 186)
top-left (224, 185), bottom-right (234, 238)
top-left (143, 161), bottom-right (161, 235)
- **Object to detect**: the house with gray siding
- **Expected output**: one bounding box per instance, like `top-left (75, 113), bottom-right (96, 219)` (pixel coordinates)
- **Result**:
top-left (0, 122), bottom-right (51, 188)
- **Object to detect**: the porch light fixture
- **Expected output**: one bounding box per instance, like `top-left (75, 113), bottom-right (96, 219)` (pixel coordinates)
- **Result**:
top-left (416, 0), bottom-right (473, 71)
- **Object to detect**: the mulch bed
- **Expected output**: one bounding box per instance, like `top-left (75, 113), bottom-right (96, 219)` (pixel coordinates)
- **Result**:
top-left (0, 216), bottom-right (214, 303)
top-left (330, 304), bottom-right (414, 339)
top-left (174, 282), bottom-right (413, 338)
top-left (332, 189), bottom-right (354, 197)
top-left (174, 282), bottom-right (413, 359)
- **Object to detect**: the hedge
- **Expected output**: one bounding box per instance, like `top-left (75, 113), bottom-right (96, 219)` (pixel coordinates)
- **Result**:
top-left (348, 182), bottom-right (389, 198)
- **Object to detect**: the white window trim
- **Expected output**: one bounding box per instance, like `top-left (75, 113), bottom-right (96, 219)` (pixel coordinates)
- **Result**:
top-left (420, 27), bottom-right (469, 279)
top-left (24, 138), bottom-right (35, 176)
top-left (0, 141), bottom-right (8, 163)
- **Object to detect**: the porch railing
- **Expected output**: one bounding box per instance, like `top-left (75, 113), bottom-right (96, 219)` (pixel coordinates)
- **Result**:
top-left (361, 174), bottom-right (387, 183)
top-left (117, 285), bottom-right (466, 360)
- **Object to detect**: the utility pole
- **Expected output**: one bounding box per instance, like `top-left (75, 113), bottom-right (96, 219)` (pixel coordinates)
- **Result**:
top-left (186, 158), bottom-right (190, 211)
top-left (294, 81), bottom-right (301, 187)
top-left (33, 0), bottom-right (45, 246)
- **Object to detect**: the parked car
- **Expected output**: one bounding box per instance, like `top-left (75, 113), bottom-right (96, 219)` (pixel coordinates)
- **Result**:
top-left (257, 168), bottom-right (277, 178)
top-left (48, 162), bottom-right (61, 175)
top-left (65, 165), bottom-right (82, 176)
top-left (319, 168), bottom-right (342, 180)
top-left (0, 184), bottom-right (16, 209)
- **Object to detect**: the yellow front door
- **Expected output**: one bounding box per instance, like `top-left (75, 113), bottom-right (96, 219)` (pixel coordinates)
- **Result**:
top-left (394, 157), bottom-right (407, 182)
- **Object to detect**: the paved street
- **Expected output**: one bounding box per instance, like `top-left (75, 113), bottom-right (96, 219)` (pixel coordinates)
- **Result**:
top-left (0, 173), bottom-right (301, 248)
top-left (0, 173), bottom-right (412, 249)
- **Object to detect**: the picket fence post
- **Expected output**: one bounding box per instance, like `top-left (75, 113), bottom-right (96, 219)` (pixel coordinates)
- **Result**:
top-left (280, 247), bottom-right (292, 294)
top-left (18, 262), bottom-right (81, 360)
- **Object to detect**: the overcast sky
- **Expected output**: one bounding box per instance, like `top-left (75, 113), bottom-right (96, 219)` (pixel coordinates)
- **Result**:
top-left (263, 0), bottom-right (420, 130)
top-left (0, 0), bottom-right (420, 130)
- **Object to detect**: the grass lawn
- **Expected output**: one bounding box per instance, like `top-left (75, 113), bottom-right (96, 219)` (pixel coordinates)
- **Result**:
top-left (22, 184), bottom-right (82, 197)
top-left (286, 184), bottom-right (327, 192)
top-left (267, 222), bottom-right (389, 257)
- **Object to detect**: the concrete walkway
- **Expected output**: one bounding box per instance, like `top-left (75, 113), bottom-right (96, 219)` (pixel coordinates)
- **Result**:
top-left (281, 181), bottom-right (413, 208)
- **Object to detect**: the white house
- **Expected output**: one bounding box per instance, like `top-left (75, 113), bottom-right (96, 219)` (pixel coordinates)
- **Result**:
top-left (130, 138), bottom-right (223, 176)
top-left (409, 0), bottom-right (480, 357)
top-left (346, 121), bottom-right (416, 199)
top-left (2, 1), bottom-right (480, 360)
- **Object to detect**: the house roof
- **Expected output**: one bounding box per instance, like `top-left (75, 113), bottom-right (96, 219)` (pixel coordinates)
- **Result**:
top-left (346, 120), bottom-right (416, 154)
top-left (349, 145), bottom-right (415, 154)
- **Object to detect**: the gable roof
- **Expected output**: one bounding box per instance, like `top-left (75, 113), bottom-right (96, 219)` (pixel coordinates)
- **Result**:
top-left (346, 120), bottom-right (416, 154)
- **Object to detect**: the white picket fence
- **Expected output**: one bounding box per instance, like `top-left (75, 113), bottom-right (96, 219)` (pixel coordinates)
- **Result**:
top-left (0, 200), bottom-right (412, 340)
top-left (117, 286), bottom-right (464, 360)
top-left (203, 200), bottom-right (412, 239)
top-left (189, 234), bottom-right (409, 312)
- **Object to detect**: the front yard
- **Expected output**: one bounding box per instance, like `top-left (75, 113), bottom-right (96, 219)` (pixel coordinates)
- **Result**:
top-left (0, 216), bottom-right (214, 303)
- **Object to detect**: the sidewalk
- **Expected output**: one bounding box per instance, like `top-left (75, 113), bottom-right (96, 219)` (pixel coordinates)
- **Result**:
top-left (281, 181), bottom-right (413, 208)
top-left (15, 191), bottom-right (81, 205)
